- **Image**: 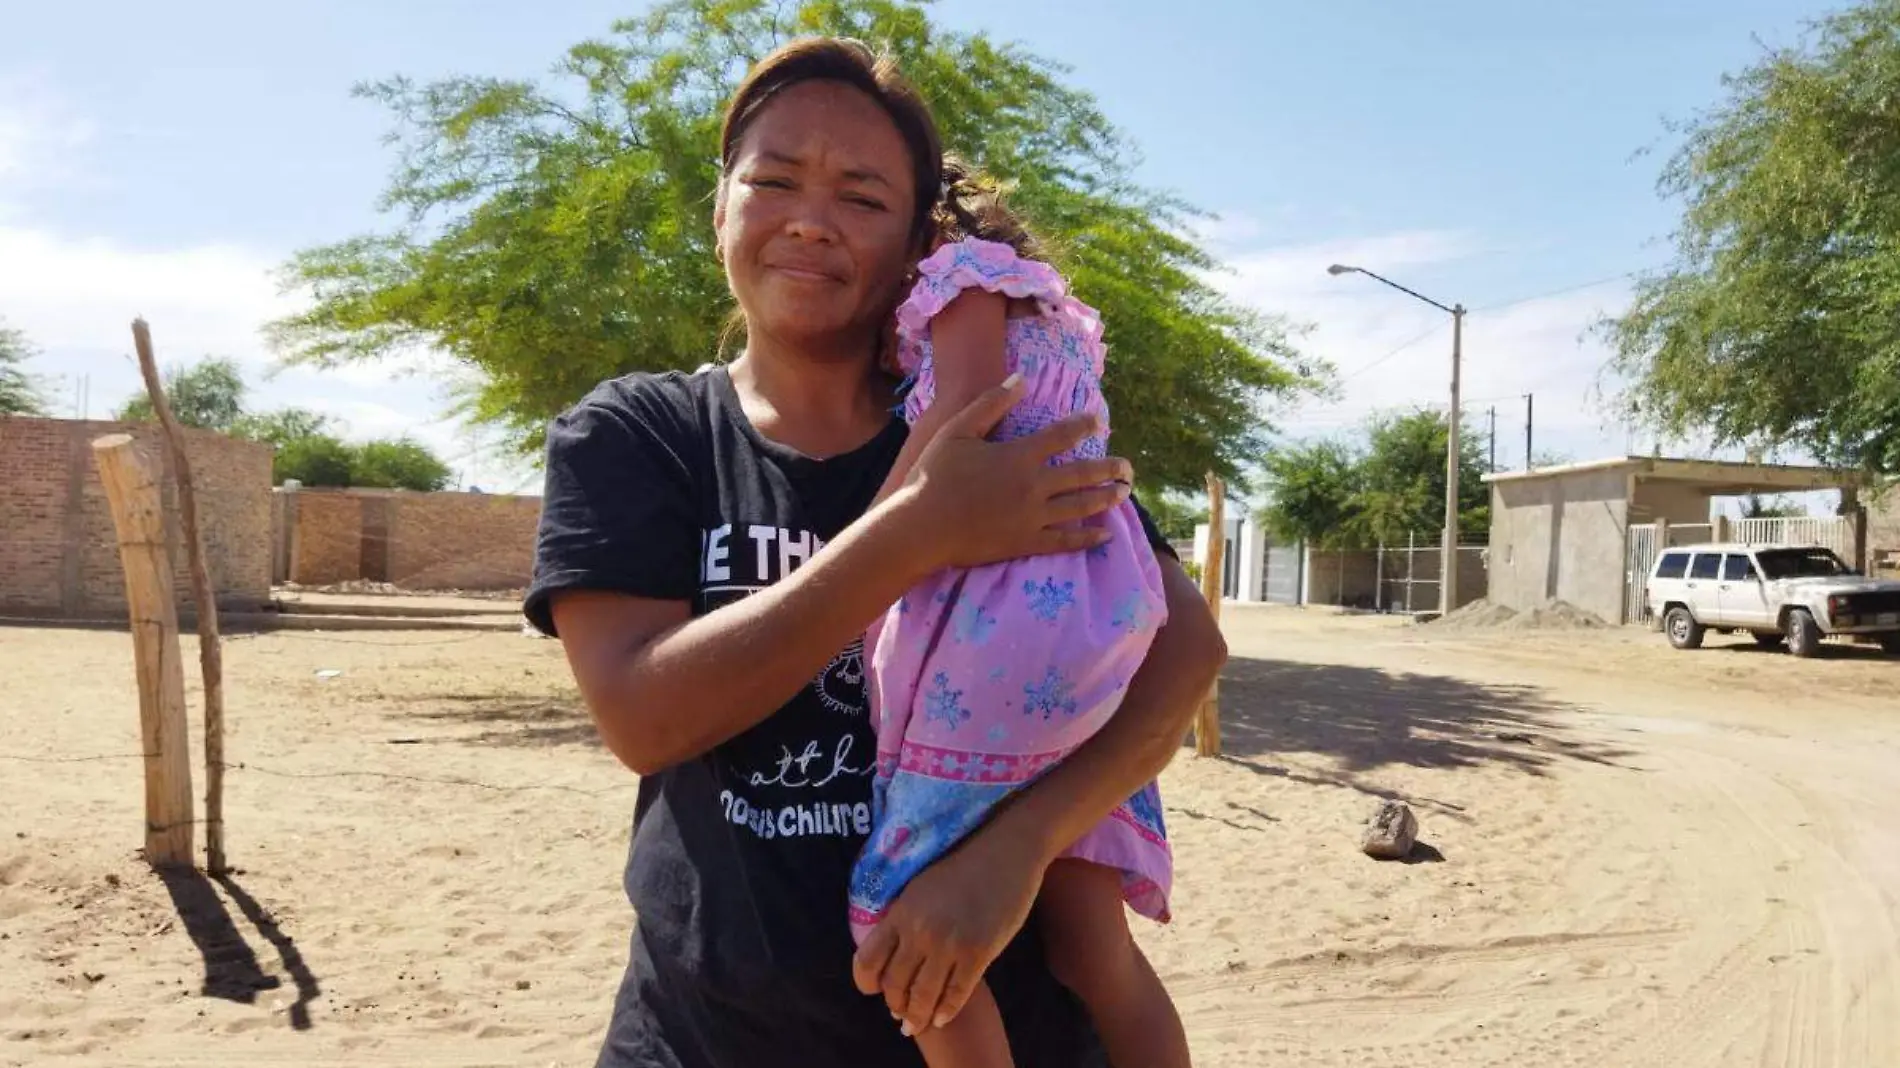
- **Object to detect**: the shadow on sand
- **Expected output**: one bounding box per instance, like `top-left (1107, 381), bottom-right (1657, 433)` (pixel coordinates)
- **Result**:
top-left (159, 869), bottom-right (321, 1030)
top-left (1201, 655), bottom-right (1632, 822)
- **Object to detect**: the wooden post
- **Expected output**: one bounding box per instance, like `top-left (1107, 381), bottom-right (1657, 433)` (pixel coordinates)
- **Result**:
top-left (1194, 473), bottom-right (1225, 757)
top-left (92, 434), bottom-right (195, 868)
top-left (1407, 531), bottom-right (1417, 614)
top-left (131, 319), bottom-right (228, 874)
top-left (1375, 543), bottom-right (1385, 613)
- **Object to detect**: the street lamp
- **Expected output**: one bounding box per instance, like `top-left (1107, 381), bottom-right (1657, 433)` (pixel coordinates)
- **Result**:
top-left (1328, 263), bottom-right (1467, 617)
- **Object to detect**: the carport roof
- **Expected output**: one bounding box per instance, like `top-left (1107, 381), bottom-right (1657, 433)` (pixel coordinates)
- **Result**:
top-left (1481, 456), bottom-right (1860, 495)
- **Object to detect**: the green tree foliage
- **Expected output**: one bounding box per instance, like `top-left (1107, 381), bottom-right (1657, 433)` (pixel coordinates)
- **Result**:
top-left (1258, 409), bottom-right (1490, 548)
top-left (349, 438), bottom-right (454, 491)
top-left (0, 318), bottom-right (49, 416)
top-left (1607, 0), bottom-right (1900, 476)
top-left (230, 406), bottom-right (334, 448)
top-left (268, 0), bottom-right (1316, 493)
top-left (113, 356), bottom-right (453, 490)
top-left (274, 433), bottom-right (356, 488)
top-left (1142, 494), bottom-right (1207, 542)
top-left (1355, 410), bottom-right (1490, 544)
top-left (1257, 440), bottom-right (1361, 549)
top-left (1742, 494), bottom-right (1807, 519)
top-left (117, 356), bottom-right (246, 431)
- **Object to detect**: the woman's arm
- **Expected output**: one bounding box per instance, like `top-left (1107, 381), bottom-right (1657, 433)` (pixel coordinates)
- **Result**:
top-left (854, 554), bottom-right (1226, 1032)
top-left (554, 378), bottom-right (1132, 776)
top-left (869, 290), bottom-right (1010, 510)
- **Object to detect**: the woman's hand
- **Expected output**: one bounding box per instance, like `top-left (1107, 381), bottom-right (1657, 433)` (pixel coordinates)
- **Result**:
top-left (851, 819), bottom-right (1050, 1037)
top-left (888, 373), bottom-right (1133, 572)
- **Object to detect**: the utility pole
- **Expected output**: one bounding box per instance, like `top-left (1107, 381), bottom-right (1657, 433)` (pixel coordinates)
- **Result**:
top-left (1524, 393), bottom-right (1535, 470)
top-left (1487, 406), bottom-right (1498, 473)
top-left (1443, 306), bottom-right (1465, 615)
top-left (1327, 263), bottom-right (1466, 617)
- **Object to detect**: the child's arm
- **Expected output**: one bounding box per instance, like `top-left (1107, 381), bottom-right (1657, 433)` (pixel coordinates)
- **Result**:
top-left (870, 290), bottom-right (1010, 509)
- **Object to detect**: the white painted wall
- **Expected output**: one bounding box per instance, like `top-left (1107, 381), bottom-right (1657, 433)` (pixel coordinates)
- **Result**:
top-left (1192, 515), bottom-right (1270, 602)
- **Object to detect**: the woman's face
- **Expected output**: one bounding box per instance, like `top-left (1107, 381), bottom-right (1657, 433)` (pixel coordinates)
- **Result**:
top-left (716, 80), bottom-right (921, 356)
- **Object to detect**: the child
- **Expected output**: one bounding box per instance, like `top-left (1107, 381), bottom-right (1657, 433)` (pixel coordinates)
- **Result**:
top-left (848, 161), bottom-right (1191, 1068)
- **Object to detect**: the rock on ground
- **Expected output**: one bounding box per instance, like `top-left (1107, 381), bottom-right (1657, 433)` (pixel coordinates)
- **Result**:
top-left (1361, 799), bottom-right (1419, 860)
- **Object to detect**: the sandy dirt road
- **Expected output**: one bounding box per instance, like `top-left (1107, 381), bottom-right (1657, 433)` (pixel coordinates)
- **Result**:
top-left (1, 607), bottom-right (1895, 1066)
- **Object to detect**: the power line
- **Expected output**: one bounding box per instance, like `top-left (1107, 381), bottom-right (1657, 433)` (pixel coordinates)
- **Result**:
top-left (1469, 270), bottom-right (1650, 314)
top-left (1328, 268), bottom-right (1652, 383)
top-left (1337, 323), bottom-right (1448, 384)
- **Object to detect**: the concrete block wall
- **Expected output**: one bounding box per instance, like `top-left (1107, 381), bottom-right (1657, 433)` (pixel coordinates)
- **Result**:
top-left (1869, 490), bottom-right (1900, 575)
top-left (1301, 549), bottom-right (1382, 608)
top-left (1486, 467), bottom-right (1632, 624)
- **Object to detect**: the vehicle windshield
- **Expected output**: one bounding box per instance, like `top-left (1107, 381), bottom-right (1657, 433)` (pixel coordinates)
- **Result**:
top-left (1755, 548), bottom-right (1852, 580)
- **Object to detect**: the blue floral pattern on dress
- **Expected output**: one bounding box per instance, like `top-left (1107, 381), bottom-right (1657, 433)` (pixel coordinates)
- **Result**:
top-left (1024, 577), bottom-right (1077, 623)
top-left (1022, 667), bottom-right (1079, 721)
top-left (953, 602), bottom-right (999, 645)
top-left (924, 672), bottom-right (970, 732)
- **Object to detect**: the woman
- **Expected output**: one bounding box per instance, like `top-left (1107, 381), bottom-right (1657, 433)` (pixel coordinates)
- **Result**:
top-left (524, 36), bottom-right (1226, 1068)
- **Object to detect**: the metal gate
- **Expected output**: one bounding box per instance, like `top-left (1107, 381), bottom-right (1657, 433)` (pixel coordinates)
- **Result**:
top-left (1222, 543), bottom-right (1238, 599)
top-left (1734, 516), bottom-right (1853, 558)
top-left (1264, 543), bottom-right (1303, 604)
top-left (1623, 523), bottom-right (1659, 624)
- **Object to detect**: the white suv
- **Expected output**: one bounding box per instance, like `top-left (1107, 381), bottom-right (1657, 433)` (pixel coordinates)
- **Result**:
top-left (1646, 543), bottom-right (1900, 658)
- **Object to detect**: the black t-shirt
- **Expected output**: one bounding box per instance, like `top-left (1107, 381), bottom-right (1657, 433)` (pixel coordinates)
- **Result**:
top-left (525, 366), bottom-right (1172, 1068)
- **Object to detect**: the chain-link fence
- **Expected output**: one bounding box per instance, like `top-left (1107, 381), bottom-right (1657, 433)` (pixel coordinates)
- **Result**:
top-left (1302, 535), bottom-right (1489, 614)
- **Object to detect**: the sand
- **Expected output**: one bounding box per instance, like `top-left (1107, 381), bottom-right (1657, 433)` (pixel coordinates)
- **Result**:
top-left (1430, 597), bottom-right (1610, 631)
top-left (3, 608), bottom-right (1898, 1066)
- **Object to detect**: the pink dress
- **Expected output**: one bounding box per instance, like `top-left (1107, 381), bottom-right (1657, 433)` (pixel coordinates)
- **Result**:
top-left (847, 238), bottom-right (1173, 944)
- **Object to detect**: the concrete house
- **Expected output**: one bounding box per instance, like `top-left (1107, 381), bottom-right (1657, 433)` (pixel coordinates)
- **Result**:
top-left (1483, 456), bottom-right (1870, 626)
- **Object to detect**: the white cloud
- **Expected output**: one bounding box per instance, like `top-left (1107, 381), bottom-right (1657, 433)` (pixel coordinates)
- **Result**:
top-left (0, 80), bottom-right (539, 487)
top-left (0, 210), bottom-right (539, 488)
top-left (1211, 229), bottom-right (1485, 307)
top-left (1205, 227), bottom-right (1639, 468)
top-left (0, 73), bottom-right (96, 214)
top-left (0, 224), bottom-right (296, 364)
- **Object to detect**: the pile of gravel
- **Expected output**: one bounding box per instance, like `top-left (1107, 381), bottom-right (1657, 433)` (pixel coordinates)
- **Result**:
top-left (1428, 598), bottom-right (1608, 631)
top-left (1430, 599), bottom-right (1522, 630)
top-left (1510, 600), bottom-right (1609, 631)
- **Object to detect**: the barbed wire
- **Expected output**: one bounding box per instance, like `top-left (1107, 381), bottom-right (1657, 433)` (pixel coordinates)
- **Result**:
top-left (257, 629), bottom-right (516, 647)
top-left (0, 751), bottom-right (157, 765)
top-left (0, 751), bottom-right (622, 798)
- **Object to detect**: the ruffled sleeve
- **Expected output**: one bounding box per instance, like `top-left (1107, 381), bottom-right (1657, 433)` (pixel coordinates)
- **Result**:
top-left (895, 238), bottom-right (1068, 342)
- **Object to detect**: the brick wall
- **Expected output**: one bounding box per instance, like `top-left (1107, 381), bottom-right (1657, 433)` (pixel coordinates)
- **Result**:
top-left (0, 416), bottom-right (273, 617)
top-left (281, 487), bottom-right (540, 591)
top-left (387, 491), bottom-right (540, 590)
top-left (286, 490), bottom-right (367, 586)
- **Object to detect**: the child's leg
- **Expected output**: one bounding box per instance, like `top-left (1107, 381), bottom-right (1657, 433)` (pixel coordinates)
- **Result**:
top-left (1038, 859), bottom-right (1190, 1068)
top-left (912, 978), bottom-right (1015, 1068)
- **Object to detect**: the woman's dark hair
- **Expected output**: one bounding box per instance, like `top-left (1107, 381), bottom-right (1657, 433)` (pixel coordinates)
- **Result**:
top-left (720, 37), bottom-right (944, 246)
top-left (934, 157), bottom-right (1043, 260)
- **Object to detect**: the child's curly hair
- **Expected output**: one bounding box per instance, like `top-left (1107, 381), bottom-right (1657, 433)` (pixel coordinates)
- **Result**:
top-left (932, 157), bottom-right (1043, 261)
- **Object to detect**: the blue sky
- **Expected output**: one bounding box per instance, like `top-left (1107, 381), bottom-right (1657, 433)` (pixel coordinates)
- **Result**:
top-left (0, 0), bottom-right (1842, 492)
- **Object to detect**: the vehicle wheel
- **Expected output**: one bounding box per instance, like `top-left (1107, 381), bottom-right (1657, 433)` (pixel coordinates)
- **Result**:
top-left (1664, 606), bottom-right (1704, 650)
top-left (1785, 609), bottom-right (1822, 658)
top-left (1880, 633), bottom-right (1900, 656)
top-left (1752, 632), bottom-right (1785, 650)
